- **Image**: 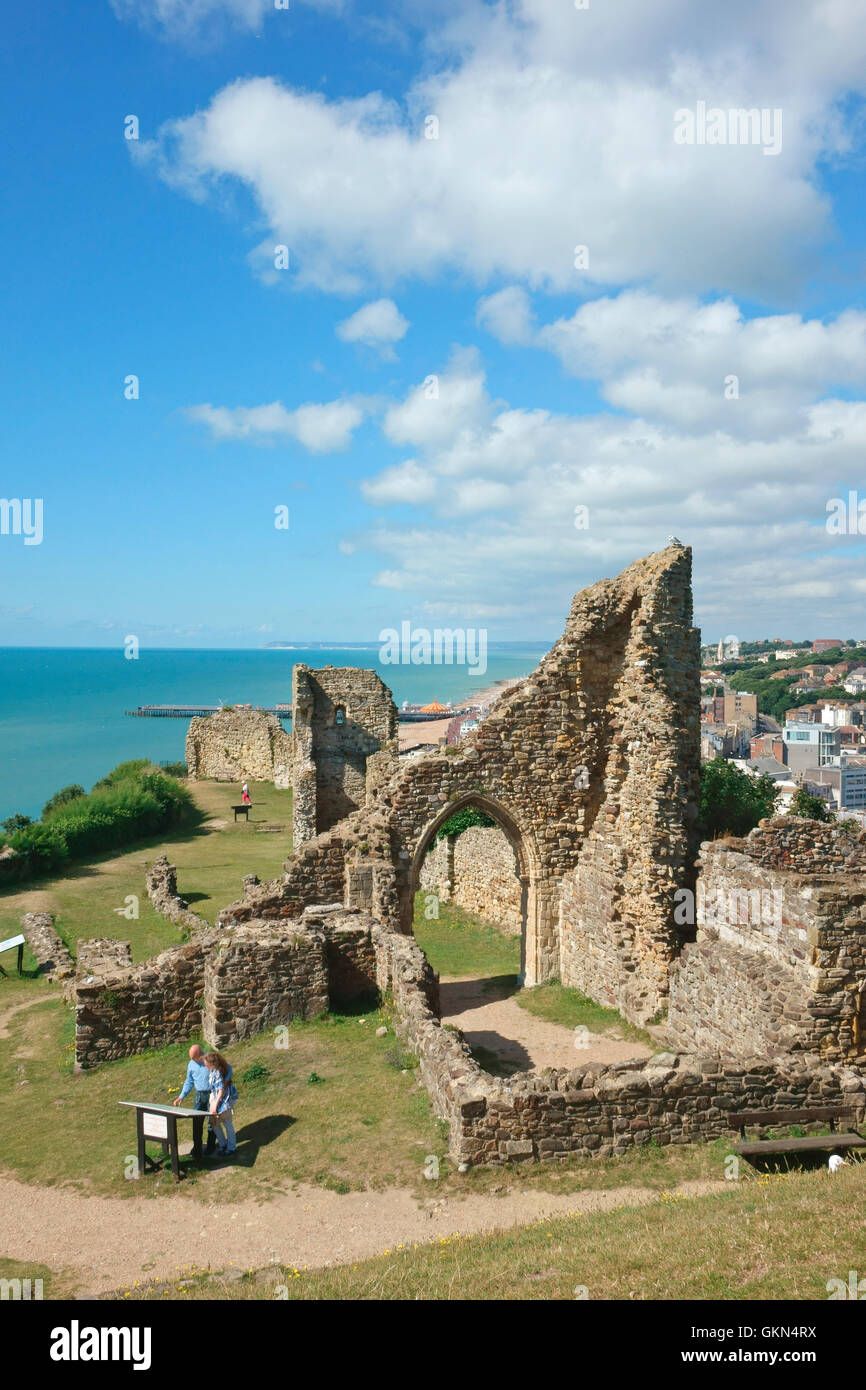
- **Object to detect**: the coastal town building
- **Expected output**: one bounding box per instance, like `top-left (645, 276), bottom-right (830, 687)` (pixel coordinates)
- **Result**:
top-left (782, 722), bottom-right (842, 770)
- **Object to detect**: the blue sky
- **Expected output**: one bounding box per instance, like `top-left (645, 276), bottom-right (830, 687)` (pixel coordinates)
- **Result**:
top-left (2, 0), bottom-right (866, 647)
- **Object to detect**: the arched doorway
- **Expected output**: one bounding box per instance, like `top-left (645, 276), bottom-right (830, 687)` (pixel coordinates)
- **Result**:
top-left (404, 791), bottom-right (538, 984)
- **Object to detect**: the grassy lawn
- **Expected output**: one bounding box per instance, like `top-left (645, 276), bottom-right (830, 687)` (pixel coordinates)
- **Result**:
top-left (0, 992), bottom-right (445, 1201)
top-left (413, 897), bottom-right (520, 978)
top-left (0, 780), bottom-right (292, 966)
top-left (114, 1160), bottom-right (866, 1301)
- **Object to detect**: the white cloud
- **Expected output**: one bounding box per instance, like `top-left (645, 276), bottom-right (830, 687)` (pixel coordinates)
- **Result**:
top-left (336, 298), bottom-right (409, 359)
top-left (111, 0), bottom-right (342, 40)
top-left (350, 314), bottom-right (866, 632)
top-left (138, 1), bottom-right (866, 297)
top-left (185, 397), bottom-right (365, 452)
top-left (476, 286), bottom-right (535, 345)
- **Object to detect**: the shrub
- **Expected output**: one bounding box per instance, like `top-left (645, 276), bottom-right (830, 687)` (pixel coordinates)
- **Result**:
top-left (91, 759), bottom-right (152, 792)
top-left (434, 806), bottom-right (495, 843)
top-left (42, 784), bottom-right (85, 818)
top-left (700, 758), bottom-right (779, 838)
top-left (1, 762), bottom-right (196, 882)
top-left (7, 822), bottom-right (69, 878)
top-left (159, 761), bottom-right (188, 779)
top-left (788, 789), bottom-right (833, 823)
top-left (1, 812), bottom-right (32, 834)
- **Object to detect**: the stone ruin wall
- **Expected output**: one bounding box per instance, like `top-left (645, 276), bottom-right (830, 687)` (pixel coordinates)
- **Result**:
top-left (146, 853), bottom-right (210, 932)
top-left (73, 907), bottom-right (386, 1068)
top-left (223, 545), bottom-right (701, 1024)
top-left (668, 819), bottom-right (866, 1063)
top-left (291, 665), bottom-right (398, 846)
top-left (419, 826), bottom-right (523, 933)
top-left (372, 916), bottom-right (865, 1166)
top-left (186, 708), bottom-right (293, 787)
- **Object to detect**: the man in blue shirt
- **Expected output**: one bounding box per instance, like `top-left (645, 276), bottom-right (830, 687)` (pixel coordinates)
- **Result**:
top-left (173, 1044), bottom-right (216, 1160)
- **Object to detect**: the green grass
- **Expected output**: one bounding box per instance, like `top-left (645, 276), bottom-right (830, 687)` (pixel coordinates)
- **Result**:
top-left (514, 981), bottom-right (655, 1048)
top-left (0, 992), bottom-right (445, 1201)
top-left (413, 897), bottom-right (520, 978)
top-left (0, 1257), bottom-right (79, 1301)
top-left (0, 780), bottom-right (293, 965)
top-left (412, 894), bottom-right (647, 1046)
top-left (112, 1161), bottom-right (866, 1301)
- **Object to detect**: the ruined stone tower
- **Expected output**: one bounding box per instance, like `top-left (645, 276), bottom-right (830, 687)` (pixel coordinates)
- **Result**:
top-left (291, 665), bottom-right (398, 846)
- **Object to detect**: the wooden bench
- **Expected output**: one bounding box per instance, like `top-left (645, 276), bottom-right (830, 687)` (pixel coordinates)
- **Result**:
top-left (231, 804), bottom-right (251, 822)
top-left (0, 933), bottom-right (25, 979)
top-left (731, 1106), bottom-right (866, 1158)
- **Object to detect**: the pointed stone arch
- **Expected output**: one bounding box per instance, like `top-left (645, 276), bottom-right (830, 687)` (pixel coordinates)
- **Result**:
top-left (404, 790), bottom-right (544, 984)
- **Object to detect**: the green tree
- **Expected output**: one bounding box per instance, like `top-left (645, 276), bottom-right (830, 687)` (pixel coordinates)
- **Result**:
top-left (699, 758), bottom-right (779, 838)
top-left (1, 812), bottom-right (32, 835)
top-left (788, 788), bottom-right (833, 823)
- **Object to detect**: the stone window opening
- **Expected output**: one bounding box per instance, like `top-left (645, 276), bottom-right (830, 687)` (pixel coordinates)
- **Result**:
top-left (334, 705), bottom-right (346, 727)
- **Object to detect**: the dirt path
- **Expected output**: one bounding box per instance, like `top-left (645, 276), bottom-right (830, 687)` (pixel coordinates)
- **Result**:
top-left (0, 1171), bottom-right (721, 1296)
top-left (439, 976), bottom-right (653, 1072)
top-left (0, 990), bottom-right (62, 1040)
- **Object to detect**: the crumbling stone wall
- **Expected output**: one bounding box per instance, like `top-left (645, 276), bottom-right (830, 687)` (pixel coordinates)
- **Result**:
top-left (202, 921), bottom-right (329, 1047)
top-left (186, 707), bottom-right (293, 786)
top-left (20, 911), bottom-right (75, 983)
top-left (735, 817), bottom-right (866, 873)
top-left (668, 822), bottom-right (866, 1061)
top-left (146, 854), bottom-right (210, 932)
top-left (76, 939), bottom-right (133, 978)
top-left (223, 544), bottom-right (701, 1022)
top-left (420, 827), bottom-right (523, 933)
top-left (73, 908), bottom-right (383, 1067)
top-left (292, 665), bottom-right (398, 845)
top-left (75, 937), bottom-right (213, 1068)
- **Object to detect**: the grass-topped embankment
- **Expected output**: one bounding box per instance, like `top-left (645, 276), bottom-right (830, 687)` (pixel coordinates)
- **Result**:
top-left (113, 1160), bottom-right (866, 1301)
top-left (0, 779), bottom-right (293, 968)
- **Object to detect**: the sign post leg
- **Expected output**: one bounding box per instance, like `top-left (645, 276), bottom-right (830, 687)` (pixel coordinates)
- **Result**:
top-left (169, 1116), bottom-right (180, 1181)
top-left (137, 1110), bottom-right (146, 1178)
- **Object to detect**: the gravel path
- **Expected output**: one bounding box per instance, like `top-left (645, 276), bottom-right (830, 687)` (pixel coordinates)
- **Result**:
top-left (0, 1171), bottom-right (720, 1296)
top-left (439, 976), bottom-right (653, 1072)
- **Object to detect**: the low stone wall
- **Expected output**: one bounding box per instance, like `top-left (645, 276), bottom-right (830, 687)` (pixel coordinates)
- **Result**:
top-left (20, 912), bottom-right (75, 983)
top-left (186, 707), bottom-right (293, 785)
top-left (738, 817), bottom-right (866, 872)
top-left (372, 918), bottom-right (866, 1166)
top-left (202, 921), bottom-right (329, 1048)
top-left (420, 827), bottom-right (522, 933)
top-left (75, 937), bottom-right (213, 1068)
top-left (74, 908), bottom-right (383, 1067)
top-left (146, 855), bottom-right (210, 932)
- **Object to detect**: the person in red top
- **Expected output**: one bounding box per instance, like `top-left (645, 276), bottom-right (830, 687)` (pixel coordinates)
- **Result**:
top-left (241, 781), bottom-right (251, 805)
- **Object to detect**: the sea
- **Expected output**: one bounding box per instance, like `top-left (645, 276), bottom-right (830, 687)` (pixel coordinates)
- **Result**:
top-left (0, 644), bottom-right (549, 823)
